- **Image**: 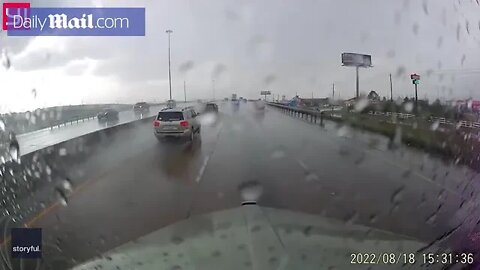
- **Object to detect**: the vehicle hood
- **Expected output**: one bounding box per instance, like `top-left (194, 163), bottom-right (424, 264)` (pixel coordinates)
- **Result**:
top-left (71, 206), bottom-right (432, 270)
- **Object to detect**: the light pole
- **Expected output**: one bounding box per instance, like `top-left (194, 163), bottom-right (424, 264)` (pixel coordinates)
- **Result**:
top-left (184, 80), bottom-right (186, 103)
top-left (389, 73), bottom-right (393, 101)
top-left (332, 83), bottom-right (335, 100)
top-left (355, 66), bottom-right (359, 98)
top-left (166, 29), bottom-right (173, 100)
top-left (212, 79), bottom-right (215, 100)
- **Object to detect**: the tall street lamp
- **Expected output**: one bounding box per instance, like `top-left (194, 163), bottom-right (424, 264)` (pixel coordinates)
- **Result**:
top-left (166, 29), bottom-right (173, 100)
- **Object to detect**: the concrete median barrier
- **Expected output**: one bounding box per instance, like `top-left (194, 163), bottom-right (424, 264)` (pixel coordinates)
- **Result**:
top-left (0, 115), bottom-right (157, 222)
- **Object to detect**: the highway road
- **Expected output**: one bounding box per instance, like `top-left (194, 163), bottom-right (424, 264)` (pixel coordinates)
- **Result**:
top-left (5, 101), bottom-right (480, 269)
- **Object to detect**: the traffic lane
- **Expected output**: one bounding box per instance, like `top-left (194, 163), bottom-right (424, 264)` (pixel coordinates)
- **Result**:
top-left (268, 106), bottom-right (478, 243)
top-left (20, 114), bottom-right (223, 269)
top-left (191, 103), bottom-right (474, 245)
top-left (334, 120), bottom-right (480, 199)
top-left (17, 105), bottom-right (167, 156)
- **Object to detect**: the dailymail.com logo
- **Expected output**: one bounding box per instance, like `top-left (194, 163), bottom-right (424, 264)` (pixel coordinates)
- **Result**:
top-left (2, 2), bottom-right (30, 31)
top-left (2, 2), bottom-right (145, 36)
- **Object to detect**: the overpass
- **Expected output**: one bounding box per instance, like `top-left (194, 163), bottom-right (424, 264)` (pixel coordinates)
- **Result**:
top-left (1, 101), bottom-right (479, 269)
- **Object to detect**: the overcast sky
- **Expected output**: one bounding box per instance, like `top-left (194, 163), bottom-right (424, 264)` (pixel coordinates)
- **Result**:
top-left (0, 0), bottom-right (479, 112)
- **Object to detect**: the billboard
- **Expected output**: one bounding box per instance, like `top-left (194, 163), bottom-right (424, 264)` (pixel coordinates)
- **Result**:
top-left (260, 91), bottom-right (271, 95)
top-left (470, 100), bottom-right (480, 111)
top-left (341, 53), bottom-right (372, 67)
top-left (410, 74), bottom-right (420, 80)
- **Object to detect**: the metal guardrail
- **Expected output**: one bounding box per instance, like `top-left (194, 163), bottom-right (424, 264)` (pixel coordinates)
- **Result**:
top-left (49, 115), bottom-right (97, 130)
top-left (269, 102), bottom-right (480, 132)
top-left (267, 102), bottom-right (340, 126)
top-left (368, 111), bottom-right (480, 130)
top-left (46, 101), bottom-right (195, 131)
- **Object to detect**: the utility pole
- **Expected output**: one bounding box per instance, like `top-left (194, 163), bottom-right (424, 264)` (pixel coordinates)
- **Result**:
top-left (166, 29), bottom-right (173, 100)
top-left (410, 73), bottom-right (420, 111)
top-left (332, 83), bottom-right (335, 100)
top-left (389, 73), bottom-right (393, 101)
top-left (183, 80), bottom-right (186, 102)
top-left (212, 79), bottom-right (215, 100)
top-left (356, 66), bottom-right (359, 98)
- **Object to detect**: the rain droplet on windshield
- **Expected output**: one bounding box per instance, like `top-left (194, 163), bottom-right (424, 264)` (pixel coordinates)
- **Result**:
top-left (403, 102), bottom-right (414, 113)
top-left (55, 187), bottom-right (68, 206)
top-left (270, 149), bottom-right (285, 159)
top-left (457, 23), bottom-right (461, 41)
top-left (171, 236), bottom-right (184, 245)
top-left (268, 257), bottom-right (278, 265)
top-left (422, 0), bottom-right (429, 15)
top-left (431, 121), bottom-right (440, 131)
top-left (386, 50), bottom-right (395, 58)
top-left (395, 66), bottom-right (406, 77)
top-left (45, 165), bottom-right (52, 175)
top-left (178, 61), bottom-right (194, 74)
top-left (412, 23), bottom-right (419, 35)
top-left (305, 172), bottom-right (319, 182)
top-left (1, 49), bottom-right (11, 70)
top-left (238, 180), bottom-right (263, 202)
top-left (62, 178), bottom-right (73, 193)
top-left (0, 120), bottom-right (5, 131)
top-left (59, 148), bottom-right (67, 156)
top-left (437, 37), bottom-right (443, 48)
top-left (354, 98), bottom-right (369, 112)
top-left (337, 125), bottom-right (351, 137)
top-left (264, 74), bottom-right (276, 86)
top-left (211, 250), bottom-right (222, 257)
top-left (391, 186), bottom-right (405, 203)
top-left (9, 140), bottom-right (20, 163)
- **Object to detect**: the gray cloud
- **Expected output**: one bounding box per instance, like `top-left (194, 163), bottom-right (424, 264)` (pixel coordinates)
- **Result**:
top-left (211, 63), bottom-right (227, 80)
top-left (1, 0), bottom-right (479, 107)
top-left (178, 61), bottom-right (194, 74)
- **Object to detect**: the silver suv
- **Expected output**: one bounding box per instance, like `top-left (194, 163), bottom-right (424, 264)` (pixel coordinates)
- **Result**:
top-left (153, 107), bottom-right (201, 142)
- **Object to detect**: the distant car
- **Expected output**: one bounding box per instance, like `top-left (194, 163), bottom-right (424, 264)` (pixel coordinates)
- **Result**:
top-left (133, 102), bottom-right (150, 114)
top-left (166, 99), bottom-right (176, 108)
top-left (204, 102), bottom-right (219, 113)
top-left (97, 109), bottom-right (119, 122)
top-left (153, 107), bottom-right (201, 142)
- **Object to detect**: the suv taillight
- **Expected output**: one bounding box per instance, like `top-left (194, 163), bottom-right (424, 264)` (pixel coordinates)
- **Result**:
top-left (153, 120), bottom-right (160, 127)
top-left (180, 121), bottom-right (189, 127)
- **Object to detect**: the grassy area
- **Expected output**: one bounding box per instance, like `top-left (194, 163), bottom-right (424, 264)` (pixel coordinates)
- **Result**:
top-left (322, 111), bottom-right (479, 171)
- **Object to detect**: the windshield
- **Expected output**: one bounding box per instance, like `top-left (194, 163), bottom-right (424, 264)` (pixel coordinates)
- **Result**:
top-left (1, 0), bottom-right (480, 269)
top-left (157, 111), bottom-right (184, 121)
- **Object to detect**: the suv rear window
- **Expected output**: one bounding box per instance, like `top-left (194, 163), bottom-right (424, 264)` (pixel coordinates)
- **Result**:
top-left (206, 104), bottom-right (216, 108)
top-left (157, 112), bottom-right (184, 121)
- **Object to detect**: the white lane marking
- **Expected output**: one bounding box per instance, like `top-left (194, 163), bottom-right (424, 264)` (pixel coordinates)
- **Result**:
top-left (194, 120), bottom-right (224, 183)
top-left (195, 155), bottom-right (210, 183)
